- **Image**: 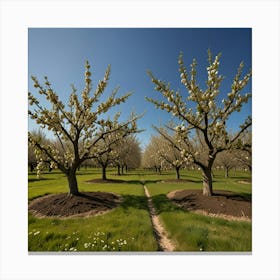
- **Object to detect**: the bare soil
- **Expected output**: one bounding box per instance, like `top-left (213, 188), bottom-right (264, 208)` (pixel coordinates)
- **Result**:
top-left (167, 189), bottom-right (251, 221)
top-left (28, 192), bottom-right (122, 218)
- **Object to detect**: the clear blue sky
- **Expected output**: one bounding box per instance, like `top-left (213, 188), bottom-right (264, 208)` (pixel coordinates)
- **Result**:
top-left (28, 28), bottom-right (252, 149)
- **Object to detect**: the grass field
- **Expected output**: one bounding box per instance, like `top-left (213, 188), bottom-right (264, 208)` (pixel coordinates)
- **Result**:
top-left (28, 168), bottom-right (252, 252)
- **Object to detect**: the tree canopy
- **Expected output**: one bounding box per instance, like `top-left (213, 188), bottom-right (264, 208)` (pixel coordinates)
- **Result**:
top-left (146, 50), bottom-right (252, 195)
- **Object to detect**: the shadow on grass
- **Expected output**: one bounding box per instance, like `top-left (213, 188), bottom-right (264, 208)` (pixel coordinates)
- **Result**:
top-left (28, 177), bottom-right (56, 182)
top-left (85, 178), bottom-right (162, 185)
top-left (151, 194), bottom-right (185, 215)
top-left (120, 195), bottom-right (149, 211)
top-left (231, 176), bottom-right (252, 180)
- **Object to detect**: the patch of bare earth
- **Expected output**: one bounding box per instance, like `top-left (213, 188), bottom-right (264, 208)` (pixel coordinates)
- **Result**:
top-left (28, 192), bottom-right (122, 218)
top-left (167, 189), bottom-right (251, 222)
top-left (144, 186), bottom-right (175, 252)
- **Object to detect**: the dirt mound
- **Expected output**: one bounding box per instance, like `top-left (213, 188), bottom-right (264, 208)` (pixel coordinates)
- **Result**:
top-left (167, 189), bottom-right (251, 221)
top-left (28, 192), bottom-right (122, 218)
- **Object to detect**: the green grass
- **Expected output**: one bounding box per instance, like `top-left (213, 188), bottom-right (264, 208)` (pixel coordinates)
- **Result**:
top-left (144, 170), bottom-right (252, 252)
top-left (28, 168), bottom-right (252, 252)
top-left (148, 193), bottom-right (251, 251)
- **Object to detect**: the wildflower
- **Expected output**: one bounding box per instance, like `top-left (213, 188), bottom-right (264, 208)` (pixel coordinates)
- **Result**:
top-left (34, 231), bottom-right (40, 236)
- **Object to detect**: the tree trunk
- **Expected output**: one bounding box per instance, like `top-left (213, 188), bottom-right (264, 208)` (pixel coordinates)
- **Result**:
top-left (30, 163), bottom-right (34, 172)
top-left (102, 165), bottom-right (107, 180)
top-left (175, 166), bottom-right (180, 180)
top-left (67, 170), bottom-right (79, 196)
top-left (202, 167), bottom-right (213, 196)
top-left (117, 164), bottom-right (121, 176)
top-left (225, 167), bottom-right (229, 178)
top-left (121, 165), bottom-right (124, 175)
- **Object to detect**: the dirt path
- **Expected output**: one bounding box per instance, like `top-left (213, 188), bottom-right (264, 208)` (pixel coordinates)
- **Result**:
top-left (143, 185), bottom-right (175, 252)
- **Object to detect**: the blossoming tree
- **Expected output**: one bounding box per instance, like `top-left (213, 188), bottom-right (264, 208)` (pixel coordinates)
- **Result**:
top-left (28, 61), bottom-right (141, 196)
top-left (143, 133), bottom-right (188, 179)
top-left (114, 136), bottom-right (141, 175)
top-left (146, 51), bottom-right (252, 196)
top-left (142, 136), bottom-right (164, 173)
top-left (156, 134), bottom-right (186, 180)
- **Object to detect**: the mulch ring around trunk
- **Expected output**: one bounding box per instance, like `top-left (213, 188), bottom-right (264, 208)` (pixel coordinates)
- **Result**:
top-left (28, 192), bottom-right (122, 219)
top-left (167, 189), bottom-right (251, 221)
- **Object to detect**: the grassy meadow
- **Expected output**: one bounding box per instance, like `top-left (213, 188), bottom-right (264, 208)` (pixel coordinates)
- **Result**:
top-left (28, 168), bottom-right (252, 252)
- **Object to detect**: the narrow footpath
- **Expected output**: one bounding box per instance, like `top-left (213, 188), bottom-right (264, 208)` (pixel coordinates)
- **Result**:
top-left (143, 185), bottom-right (175, 252)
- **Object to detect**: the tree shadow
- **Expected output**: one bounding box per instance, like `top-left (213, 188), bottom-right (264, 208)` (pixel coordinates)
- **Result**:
top-left (120, 195), bottom-right (149, 211)
top-left (151, 194), bottom-right (185, 215)
top-left (231, 176), bottom-right (252, 180)
top-left (85, 178), bottom-right (162, 185)
top-left (28, 177), bottom-right (56, 183)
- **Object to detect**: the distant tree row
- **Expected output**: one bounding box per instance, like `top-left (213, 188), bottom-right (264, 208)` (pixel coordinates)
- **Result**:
top-left (28, 130), bottom-right (141, 179)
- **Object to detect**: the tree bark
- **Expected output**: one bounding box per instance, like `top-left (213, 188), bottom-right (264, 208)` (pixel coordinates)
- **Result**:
top-left (225, 167), bottom-right (229, 178)
top-left (202, 167), bottom-right (213, 196)
top-left (67, 169), bottom-right (79, 195)
top-left (117, 164), bottom-right (121, 176)
top-left (175, 166), bottom-right (180, 180)
top-left (30, 163), bottom-right (35, 172)
top-left (102, 165), bottom-right (107, 180)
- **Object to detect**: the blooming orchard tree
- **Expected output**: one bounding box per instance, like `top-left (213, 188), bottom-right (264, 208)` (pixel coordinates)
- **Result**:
top-left (157, 134), bottom-right (186, 180)
top-left (94, 115), bottom-right (122, 180)
top-left (114, 136), bottom-right (141, 175)
top-left (215, 150), bottom-right (238, 178)
top-left (233, 130), bottom-right (252, 172)
top-left (145, 133), bottom-right (187, 179)
top-left (28, 130), bottom-right (48, 173)
top-left (28, 61), bottom-right (141, 195)
top-left (146, 50), bottom-right (252, 196)
top-left (142, 136), bottom-right (165, 173)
